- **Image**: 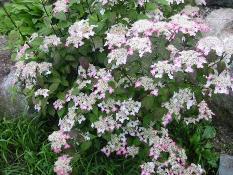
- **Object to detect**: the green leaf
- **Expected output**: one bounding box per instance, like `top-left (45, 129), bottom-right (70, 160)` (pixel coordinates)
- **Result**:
top-left (156, 0), bottom-right (169, 6)
top-left (57, 108), bottom-right (66, 117)
top-left (55, 12), bottom-right (67, 21)
top-left (49, 83), bottom-right (60, 92)
top-left (202, 126), bottom-right (216, 139)
top-left (92, 106), bottom-right (99, 116)
top-left (142, 96), bottom-right (154, 110)
top-left (190, 133), bottom-right (200, 146)
top-left (48, 105), bottom-right (55, 116)
top-left (65, 55), bottom-right (76, 61)
top-left (80, 141), bottom-right (92, 151)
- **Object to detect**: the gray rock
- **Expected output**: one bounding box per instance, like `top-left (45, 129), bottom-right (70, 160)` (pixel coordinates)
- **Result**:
top-left (203, 9), bottom-right (233, 127)
top-left (0, 36), bottom-right (11, 80)
top-left (218, 154), bottom-right (233, 175)
top-left (204, 8), bottom-right (233, 38)
top-left (206, 0), bottom-right (233, 8)
top-left (203, 9), bottom-right (233, 158)
top-left (0, 36), bottom-right (28, 117)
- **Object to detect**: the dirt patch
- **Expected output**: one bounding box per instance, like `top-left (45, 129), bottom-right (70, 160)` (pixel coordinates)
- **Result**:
top-left (210, 99), bottom-right (233, 155)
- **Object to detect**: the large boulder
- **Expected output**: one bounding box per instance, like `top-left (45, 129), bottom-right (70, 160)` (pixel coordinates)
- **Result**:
top-left (203, 9), bottom-right (233, 129)
top-left (218, 154), bottom-right (233, 175)
top-left (206, 0), bottom-right (233, 8)
top-left (0, 36), bottom-right (11, 79)
top-left (204, 8), bottom-right (233, 37)
top-left (0, 36), bottom-right (27, 117)
top-left (203, 9), bottom-right (233, 158)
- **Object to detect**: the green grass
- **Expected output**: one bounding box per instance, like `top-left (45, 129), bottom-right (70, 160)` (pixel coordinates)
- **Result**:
top-left (0, 115), bottom-right (219, 175)
top-left (72, 152), bottom-right (142, 175)
top-left (0, 116), bottom-right (56, 175)
top-left (0, 115), bottom-right (142, 175)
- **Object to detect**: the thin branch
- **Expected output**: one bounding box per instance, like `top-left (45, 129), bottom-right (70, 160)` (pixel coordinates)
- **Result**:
top-left (40, 0), bottom-right (58, 35)
top-left (2, 5), bottom-right (25, 40)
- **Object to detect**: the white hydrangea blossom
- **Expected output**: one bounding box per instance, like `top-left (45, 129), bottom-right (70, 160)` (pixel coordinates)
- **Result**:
top-left (54, 155), bottom-right (72, 175)
top-left (53, 0), bottom-right (69, 14)
top-left (151, 60), bottom-right (176, 79)
top-left (53, 99), bottom-right (65, 110)
top-left (76, 79), bottom-right (92, 90)
top-left (135, 76), bottom-right (162, 96)
top-left (120, 98), bottom-right (141, 116)
top-left (153, 21), bottom-right (173, 39)
top-left (105, 24), bottom-right (127, 49)
top-left (186, 164), bottom-right (205, 174)
top-left (146, 8), bottom-right (164, 21)
top-left (40, 35), bottom-right (61, 52)
top-left (137, 0), bottom-right (150, 6)
top-left (139, 128), bottom-right (205, 175)
top-left (181, 5), bottom-right (200, 17)
top-left (140, 162), bottom-right (155, 175)
top-left (184, 100), bottom-right (214, 124)
top-left (77, 114), bottom-right (85, 124)
top-left (197, 36), bottom-right (224, 56)
top-left (16, 43), bottom-right (30, 60)
top-left (59, 116), bottom-right (75, 132)
top-left (174, 50), bottom-right (207, 72)
top-left (48, 130), bottom-right (70, 153)
top-left (108, 48), bottom-right (128, 67)
top-left (15, 61), bottom-right (52, 89)
top-left (129, 19), bottom-right (154, 36)
top-left (127, 36), bottom-right (152, 57)
top-left (169, 14), bottom-right (197, 35)
top-left (96, 0), bottom-right (150, 6)
top-left (205, 70), bottom-right (233, 94)
top-left (98, 99), bottom-right (120, 114)
top-left (73, 93), bottom-right (97, 111)
top-left (59, 107), bottom-right (77, 132)
top-left (101, 134), bottom-right (128, 157)
top-left (115, 111), bottom-right (130, 123)
top-left (66, 19), bottom-right (96, 48)
top-left (34, 103), bottom-right (41, 112)
top-left (92, 115), bottom-right (119, 135)
top-left (35, 88), bottom-right (50, 98)
top-left (163, 88), bottom-right (196, 119)
top-left (126, 145), bottom-right (139, 157)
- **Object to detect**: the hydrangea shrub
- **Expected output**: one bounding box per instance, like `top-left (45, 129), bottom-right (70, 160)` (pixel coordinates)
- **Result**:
top-left (14, 0), bottom-right (233, 174)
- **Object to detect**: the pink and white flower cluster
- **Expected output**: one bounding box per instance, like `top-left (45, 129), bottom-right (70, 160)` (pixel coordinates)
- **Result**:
top-left (35, 88), bottom-right (50, 98)
top-left (197, 36), bottom-right (233, 59)
top-left (54, 155), bottom-right (72, 175)
top-left (53, 0), bottom-right (70, 14)
top-left (205, 70), bottom-right (233, 94)
top-left (106, 13), bottom-right (208, 68)
top-left (139, 128), bottom-right (205, 175)
top-left (48, 130), bottom-right (71, 153)
top-left (15, 61), bottom-right (52, 89)
top-left (15, 1), bottom-right (232, 175)
top-left (135, 76), bottom-right (162, 96)
top-left (40, 35), bottom-right (62, 52)
top-left (66, 19), bottom-right (96, 48)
